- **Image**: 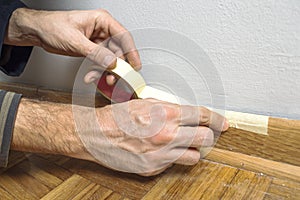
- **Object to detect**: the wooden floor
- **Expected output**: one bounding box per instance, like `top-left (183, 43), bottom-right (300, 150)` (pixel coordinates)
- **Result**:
top-left (0, 82), bottom-right (299, 200)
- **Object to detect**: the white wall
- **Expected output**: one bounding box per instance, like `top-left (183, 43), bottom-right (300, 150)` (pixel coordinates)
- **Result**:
top-left (1, 0), bottom-right (299, 119)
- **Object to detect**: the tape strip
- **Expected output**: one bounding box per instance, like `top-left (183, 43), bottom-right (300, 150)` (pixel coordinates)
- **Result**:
top-left (225, 111), bottom-right (268, 135)
top-left (98, 58), bottom-right (269, 135)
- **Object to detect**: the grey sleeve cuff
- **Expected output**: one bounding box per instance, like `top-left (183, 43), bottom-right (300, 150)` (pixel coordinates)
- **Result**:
top-left (0, 90), bottom-right (22, 167)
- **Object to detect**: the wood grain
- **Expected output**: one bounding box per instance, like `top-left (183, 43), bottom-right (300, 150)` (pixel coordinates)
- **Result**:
top-left (0, 151), bottom-right (299, 199)
top-left (215, 117), bottom-right (300, 166)
top-left (0, 82), bottom-right (300, 199)
top-left (205, 148), bottom-right (300, 182)
top-left (0, 151), bottom-right (28, 174)
top-left (264, 178), bottom-right (300, 200)
top-left (143, 161), bottom-right (239, 200)
top-left (222, 170), bottom-right (271, 200)
top-left (25, 155), bottom-right (73, 180)
top-left (0, 82), bottom-right (38, 98)
top-left (0, 186), bottom-right (15, 200)
top-left (61, 158), bottom-right (158, 199)
top-left (41, 174), bottom-right (103, 200)
top-left (0, 172), bottom-right (39, 199)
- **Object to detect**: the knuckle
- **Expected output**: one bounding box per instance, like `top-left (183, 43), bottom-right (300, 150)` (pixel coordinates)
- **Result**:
top-left (145, 98), bottom-right (159, 102)
top-left (199, 106), bottom-right (210, 125)
top-left (150, 130), bottom-right (173, 145)
top-left (164, 104), bottom-right (180, 121)
top-left (98, 9), bottom-right (111, 15)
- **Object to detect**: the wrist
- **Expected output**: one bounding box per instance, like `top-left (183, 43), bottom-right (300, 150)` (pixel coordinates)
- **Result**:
top-left (11, 98), bottom-right (93, 161)
top-left (4, 8), bottom-right (41, 46)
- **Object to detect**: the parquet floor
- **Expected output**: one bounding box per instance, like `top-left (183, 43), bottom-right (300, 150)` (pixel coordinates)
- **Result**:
top-left (0, 149), bottom-right (299, 200)
top-left (0, 82), bottom-right (299, 199)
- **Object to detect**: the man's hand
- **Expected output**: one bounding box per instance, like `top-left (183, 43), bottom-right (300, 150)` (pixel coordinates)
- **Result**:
top-left (91, 99), bottom-right (229, 176)
top-left (12, 98), bottom-right (228, 176)
top-left (4, 8), bottom-right (141, 71)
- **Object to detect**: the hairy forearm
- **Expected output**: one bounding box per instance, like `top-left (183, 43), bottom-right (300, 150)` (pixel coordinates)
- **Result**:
top-left (11, 98), bottom-right (92, 160)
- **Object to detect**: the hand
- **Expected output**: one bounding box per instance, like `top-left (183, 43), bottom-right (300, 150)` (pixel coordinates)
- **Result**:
top-left (12, 98), bottom-right (228, 177)
top-left (5, 8), bottom-right (141, 84)
top-left (75, 98), bottom-right (229, 176)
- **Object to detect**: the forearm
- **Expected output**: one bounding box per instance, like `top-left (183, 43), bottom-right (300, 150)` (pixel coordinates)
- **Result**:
top-left (0, 4), bottom-right (34, 76)
top-left (11, 98), bottom-right (92, 160)
top-left (4, 8), bottom-right (40, 47)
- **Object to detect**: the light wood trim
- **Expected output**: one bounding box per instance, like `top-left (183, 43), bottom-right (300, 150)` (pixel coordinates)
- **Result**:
top-left (215, 117), bottom-right (300, 166)
top-left (204, 148), bottom-right (300, 182)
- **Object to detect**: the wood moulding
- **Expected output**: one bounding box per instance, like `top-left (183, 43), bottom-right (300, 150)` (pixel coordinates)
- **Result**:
top-left (204, 148), bottom-right (300, 183)
top-left (0, 81), bottom-right (299, 182)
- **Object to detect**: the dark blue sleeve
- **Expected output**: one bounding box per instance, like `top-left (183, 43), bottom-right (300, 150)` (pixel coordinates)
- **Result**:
top-left (0, 0), bottom-right (33, 76)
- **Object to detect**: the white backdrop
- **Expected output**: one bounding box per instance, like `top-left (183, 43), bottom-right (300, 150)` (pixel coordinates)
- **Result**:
top-left (1, 0), bottom-right (299, 119)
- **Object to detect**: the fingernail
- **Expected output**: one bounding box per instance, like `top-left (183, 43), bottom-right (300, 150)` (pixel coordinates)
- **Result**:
top-left (102, 55), bottom-right (116, 68)
top-left (89, 77), bottom-right (97, 83)
top-left (106, 75), bottom-right (116, 86)
top-left (223, 119), bottom-right (229, 131)
top-left (84, 75), bottom-right (96, 84)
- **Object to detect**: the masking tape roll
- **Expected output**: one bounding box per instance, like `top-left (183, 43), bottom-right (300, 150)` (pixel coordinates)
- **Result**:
top-left (97, 58), bottom-right (269, 135)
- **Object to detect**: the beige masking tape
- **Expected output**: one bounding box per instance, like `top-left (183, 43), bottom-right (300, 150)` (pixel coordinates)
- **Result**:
top-left (210, 108), bottom-right (269, 135)
top-left (102, 58), bottom-right (269, 135)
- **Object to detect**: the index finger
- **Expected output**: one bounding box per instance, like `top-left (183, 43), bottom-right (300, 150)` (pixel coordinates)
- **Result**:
top-left (179, 105), bottom-right (229, 132)
top-left (109, 20), bottom-right (142, 70)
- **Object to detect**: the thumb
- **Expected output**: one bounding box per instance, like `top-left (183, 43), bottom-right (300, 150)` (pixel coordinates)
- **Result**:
top-left (84, 70), bottom-right (102, 84)
top-left (84, 70), bottom-right (117, 86)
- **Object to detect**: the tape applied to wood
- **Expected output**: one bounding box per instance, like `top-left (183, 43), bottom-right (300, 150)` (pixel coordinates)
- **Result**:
top-left (97, 58), bottom-right (269, 135)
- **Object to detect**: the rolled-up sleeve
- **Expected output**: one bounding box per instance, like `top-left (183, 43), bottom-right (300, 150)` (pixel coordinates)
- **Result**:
top-left (0, 0), bottom-right (33, 76)
top-left (0, 90), bottom-right (21, 167)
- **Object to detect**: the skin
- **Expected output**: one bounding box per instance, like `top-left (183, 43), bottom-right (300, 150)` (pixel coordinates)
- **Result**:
top-left (4, 8), bottom-right (229, 176)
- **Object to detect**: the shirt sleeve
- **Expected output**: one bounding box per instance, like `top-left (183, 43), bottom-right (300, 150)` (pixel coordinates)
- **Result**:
top-left (0, 90), bottom-right (21, 167)
top-left (0, 0), bottom-right (33, 76)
